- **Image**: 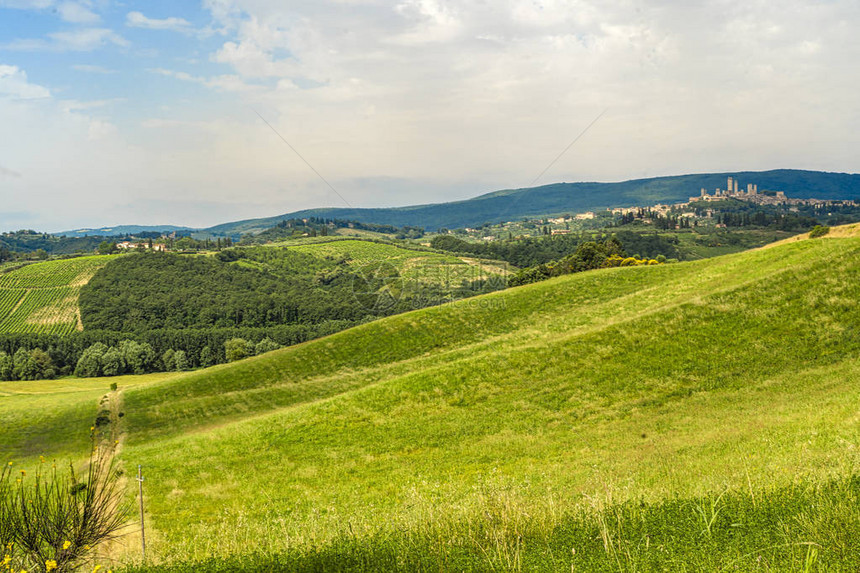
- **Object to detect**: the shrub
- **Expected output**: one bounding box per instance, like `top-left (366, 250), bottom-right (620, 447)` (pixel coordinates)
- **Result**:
top-left (0, 443), bottom-right (129, 573)
top-left (809, 225), bottom-right (830, 238)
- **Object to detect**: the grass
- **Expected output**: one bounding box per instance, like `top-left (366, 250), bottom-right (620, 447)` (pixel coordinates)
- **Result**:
top-left (0, 255), bottom-right (111, 334)
top-left (120, 474), bottom-right (860, 571)
top-left (5, 233), bottom-right (860, 569)
top-left (0, 372), bottom-right (178, 464)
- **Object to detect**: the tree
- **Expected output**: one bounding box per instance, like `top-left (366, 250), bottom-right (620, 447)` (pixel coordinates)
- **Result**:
top-left (97, 241), bottom-right (116, 255)
top-left (199, 345), bottom-right (215, 368)
top-left (100, 347), bottom-right (125, 377)
top-left (224, 338), bottom-right (251, 362)
top-left (27, 348), bottom-right (55, 380)
top-left (255, 337), bottom-right (280, 355)
top-left (0, 352), bottom-right (13, 381)
top-left (161, 348), bottom-right (176, 371)
top-left (119, 340), bottom-right (155, 375)
top-left (173, 350), bottom-right (188, 371)
top-left (75, 343), bottom-right (108, 378)
top-left (12, 348), bottom-right (29, 380)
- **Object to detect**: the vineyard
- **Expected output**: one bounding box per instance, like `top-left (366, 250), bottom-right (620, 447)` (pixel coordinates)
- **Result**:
top-left (0, 255), bottom-right (111, 335)
top-left (286, 239), bottom-right (511, 288)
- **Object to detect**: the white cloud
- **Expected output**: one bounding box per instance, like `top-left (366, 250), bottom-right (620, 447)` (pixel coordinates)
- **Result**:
top-left (126, 11), bottom-right (193, 33)
top-left (4, 0), bottom-right (860, 233)
top-left (188, 0), bottom-right (860, 188)
top-left (0, 0), bottom-right (100, 22)
top-left (60, 98), bottom-right (120, 112)
top-left (0, 65), bottom-right (51, 99)
top-left (148, 67), bottom-right (263, 94)
top-left (87, 118), bottom-right (117, 140)
top-left (72, 64), bottom-right (116, 74)
top-left (3, 28), bottom-right (128, 51)
top-left (57, 1), bottom-right (99, 23)
top-left (0, 0), bottom-right (53, 8)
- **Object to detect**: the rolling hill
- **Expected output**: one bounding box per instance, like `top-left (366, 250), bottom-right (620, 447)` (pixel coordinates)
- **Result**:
top-left (56, 225), bottom-right (194, 239)
top-left (198, 169), bottom-right (860, 235)
top-left (3, 227), bottom-right (860, 570)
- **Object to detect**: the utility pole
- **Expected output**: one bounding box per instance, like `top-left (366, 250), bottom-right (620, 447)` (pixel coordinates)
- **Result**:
top-left (137, 465), bottom-right (146, 560)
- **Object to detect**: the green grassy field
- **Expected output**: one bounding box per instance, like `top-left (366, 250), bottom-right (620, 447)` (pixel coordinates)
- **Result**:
top-left (0, 255), bottom-right (112, 334)
top-left (5, 232), bottom-right (860, 570)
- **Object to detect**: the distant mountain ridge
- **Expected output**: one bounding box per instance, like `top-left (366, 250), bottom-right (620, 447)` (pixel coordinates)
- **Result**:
top-left (56, 169), bottom-right (860, 238)
top-left (197, 169), bottom-right (860, 236)
top-left (57, 225), bottom-right (193, 238)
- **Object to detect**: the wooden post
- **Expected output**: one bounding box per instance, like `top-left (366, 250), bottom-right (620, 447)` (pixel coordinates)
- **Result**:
top-left (137, 465), bottom-right (146, 560)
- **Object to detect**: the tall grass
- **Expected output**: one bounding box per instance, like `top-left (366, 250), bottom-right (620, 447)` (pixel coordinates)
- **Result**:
top-left (119, 475), bottom-right (860, 572)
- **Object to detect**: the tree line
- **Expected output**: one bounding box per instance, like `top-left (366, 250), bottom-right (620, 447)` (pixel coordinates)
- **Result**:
top-left (0, 321), bottom-right (356, 381)
top-left (431, 230), bottom-right (682, 267)
top-left (243, 217), bottom-right (425, 244)
top-left (506, 238), bottom-right (665, 287)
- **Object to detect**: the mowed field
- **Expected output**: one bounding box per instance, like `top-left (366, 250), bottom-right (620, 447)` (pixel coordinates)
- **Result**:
top-left (0, 255), bottom-right (111, 334)
top-left (5, 232), bottom-right (860, 570)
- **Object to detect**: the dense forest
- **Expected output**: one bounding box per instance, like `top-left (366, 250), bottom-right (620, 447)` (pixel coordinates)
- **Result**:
top-left (79, 250), bottom-right (383, 331)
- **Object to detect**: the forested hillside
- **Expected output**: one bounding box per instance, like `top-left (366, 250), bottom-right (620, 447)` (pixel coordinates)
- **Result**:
top-left (0, 239), bottom-right (509, 380)
top-left (199, 169), bottom-right (860, 234)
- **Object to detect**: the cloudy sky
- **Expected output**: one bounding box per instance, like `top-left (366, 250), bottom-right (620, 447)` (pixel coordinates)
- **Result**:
top-left (1, 0), bottom-right (859, 232)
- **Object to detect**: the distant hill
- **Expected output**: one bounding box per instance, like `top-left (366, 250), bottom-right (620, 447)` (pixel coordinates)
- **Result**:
top-left (196, 169), bottom-right (860, 235)
top-left (57, 225), bottom-right (194, 238)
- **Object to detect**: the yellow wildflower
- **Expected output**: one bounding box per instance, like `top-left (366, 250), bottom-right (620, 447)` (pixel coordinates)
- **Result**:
top-left (62, 541), bottom-right (71, 550)
top-left (3, 555), bottom-right (11, 565)
top-left (45, 560), bottom-right (57, 572)
top-left (92, 565), bottom-right (102, 573)
top-left (19, 470), bottom-right (25, 476)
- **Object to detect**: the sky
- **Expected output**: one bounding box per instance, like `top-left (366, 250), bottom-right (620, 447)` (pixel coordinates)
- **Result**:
top-left (1, 0), bottom-right (859, 233)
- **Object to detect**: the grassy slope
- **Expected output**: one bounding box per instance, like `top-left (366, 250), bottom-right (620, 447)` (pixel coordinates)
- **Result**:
top-left (6, 234), bottom-right (860, 568)
top-left (0, 255), bottom-right (111, 334)
top-left (0, 373), bottom-right (179, 464)
top-left (109, 235), bottom-right (860, 560)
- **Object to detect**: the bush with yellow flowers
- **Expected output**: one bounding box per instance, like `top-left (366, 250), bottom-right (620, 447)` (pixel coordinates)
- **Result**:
top-left (0, 438), bottom-right (127, 573)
